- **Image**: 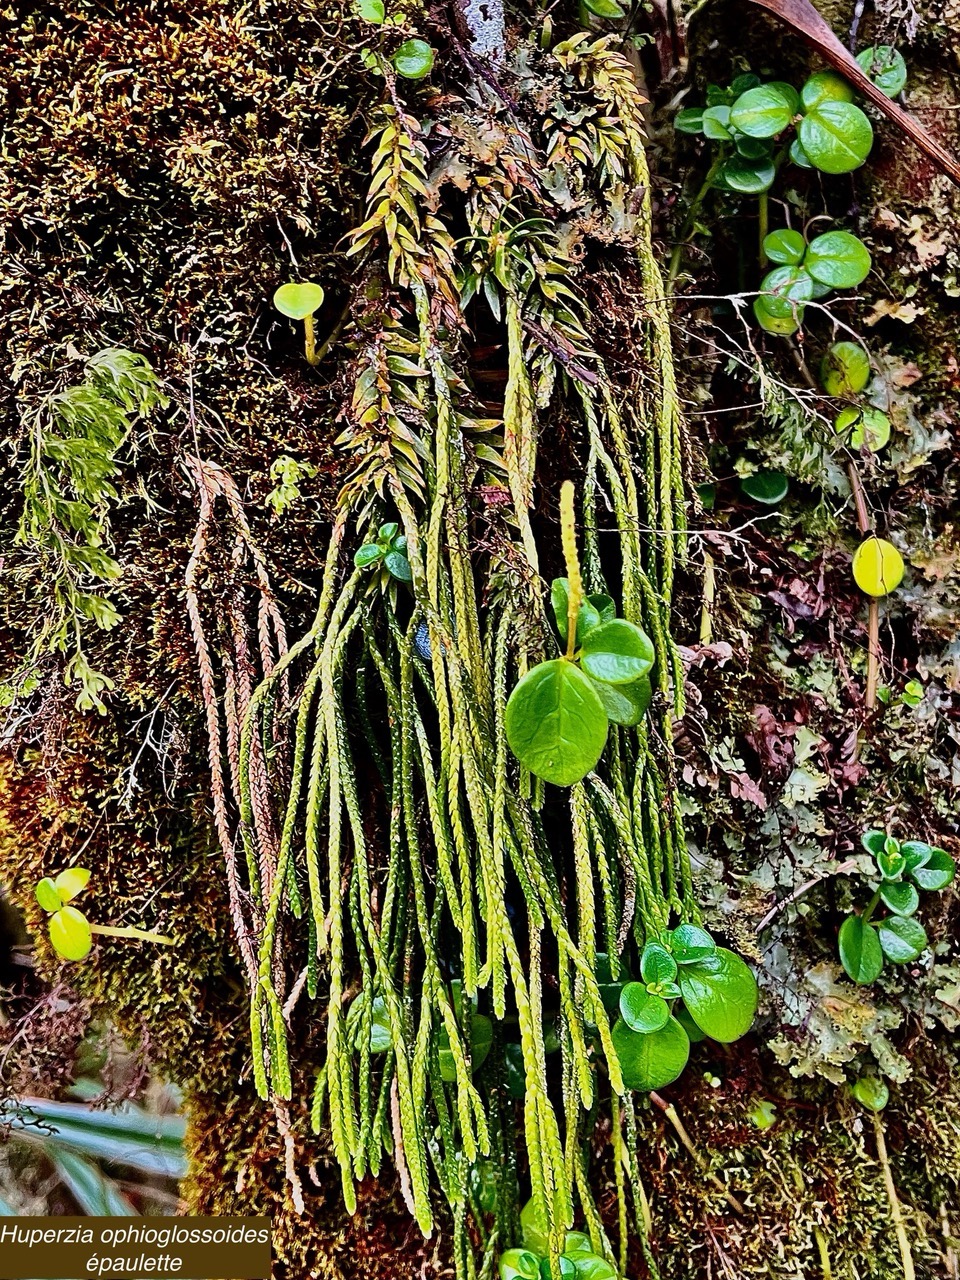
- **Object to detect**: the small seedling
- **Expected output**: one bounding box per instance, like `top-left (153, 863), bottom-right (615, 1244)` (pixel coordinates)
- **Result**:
top-left (838, 830), bottom-right (955, 984)
top-left (35, 867), bottom-right (173, 961)
top-left (273, 282), bottom-right (325, 365)
top-left (354, 521), bottom-right (413, 583)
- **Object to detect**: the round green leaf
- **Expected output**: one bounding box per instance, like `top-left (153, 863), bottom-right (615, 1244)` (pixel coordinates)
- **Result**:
top-left (392, 38), bottom-right (435, 80)
top-left (800, 70), bottom-right (855, 111)
top-left (877, 845), bottom-right (907, 879)
top-left (722, 154), bottom-right (776, 193)
top-left (740, 471), bottom-right (789, 504)
top-left (757, 265), bottom-right (815, 319)
top-left (670, 923), bottom-right (717, 964)
top-left (856, 46), bottom-right (907, 98)
top-left (500, 1249), bottom-right (541, 1280)
top-left (878, 914), bottom-right (927, 963)
top-left (590, 674), bottom-right (651, 727)
top-left (767, 81), bottom-right (801, 114)
top-left (900, 840), bottom-right (933, 872)
top-left (640, 941), bottom-right (678, 985)
top-left (730, 73), bottom-right (761, 95)
top-left (568, 1256), bottom-right (617, 1280)
top-left (799, 100), bottom-right (873, 173)
top-left (820, 341), bottom-right (871, 396)
top-left (861, 829), bottom-right (887, 856)
top-left (384, 550), bottom-right (412, 581)
top-left (879, 881), bottom-right (920, 916)
top-left (53, 866), bottom-right (90, 902)
top-left (520, 1199), bottom-right (549, 1256)
top-left (367, 995), bottom-right (392, 1052)
top-left (834, 406), bottom-right (890, 452)
top-left (564, 1233), bottom-right (592, 1255)
top-left (273, 281), bottom-right (325, 320)
top-left (736, 135), bottom-right (774, 160)
top-left (356, 0), bottom-right (385, 22)
top-left (763, 228), bottom-right (806, 265)
top-left (805, 231), bottom-right (872, 289)
top-left (582, 0), bottom-right (625, 16)
top-left (790, 137), bottom-right (814, 168)
top-left (678, 948), bottom-right (759, 1042)
top-left (612, 1016), bottom-right (690, 1091)
top-left (35, 878), bottom-right (62, 913)
top-left (579, 619), bottom-right (654, 685)
top-left (838, 914), bottom-right (883, 983)
top-left (505, 659), bottom-right (608, 786)
top-left (378, 521), bottom-right (399, 541)
top-left (48, 906), bottom-right (92, 961)
top-left (354, 543), bottom-right (383, 568)
top-left (730, 83), bottom-right (796, 137)
top-left (675, 108), bottom-right (705, 135)
top-left (753, 294), bottom-right (803, 335)
top-left (910, 848), bottom-right (955, 891)
top-left (620, 983), bottom-right (670, 1033)
top-left (587, 593), bottom-right (616, 623)
top-left (702, 105), bottom-right (734, 141)
top-left (851, 1075), bottom-right (890, 1112)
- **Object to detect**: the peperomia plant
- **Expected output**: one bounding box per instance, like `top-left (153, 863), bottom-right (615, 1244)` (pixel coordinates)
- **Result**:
top-left (838, 831), bottom-right (956, 984)
top-left (273, 281), bottom-right (325, 365)
top-left (609, 925), bottom-right (758, 1092)
top-left (754, 227), bottom-right (871, 335)
top-left (353, 521), bottom-right (412, 583)
top-left (35, 867), bottom-right (173, 961)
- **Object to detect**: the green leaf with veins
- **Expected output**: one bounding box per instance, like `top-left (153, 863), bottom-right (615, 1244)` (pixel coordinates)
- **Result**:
top-left (505, 660), bottom-right (608, 786)
top-left (877, 914), bottom-right (927, 963)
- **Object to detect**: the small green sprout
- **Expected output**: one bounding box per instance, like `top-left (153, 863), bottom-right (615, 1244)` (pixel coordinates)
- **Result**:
top-left (35, 867), bottom-right (174, 962)
top-left (354, 521), bottom-right (412, 583)
top-left (273, 281), bottom-right (325, 366)
top-left (838, 831), bottom-right (956, 984)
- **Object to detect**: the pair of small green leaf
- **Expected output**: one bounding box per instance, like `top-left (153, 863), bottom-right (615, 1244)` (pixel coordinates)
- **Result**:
top-left (354, 521), bottom-right (412, 582)
top-left (35, 868), bottom-right (92, 961)
top-left (754, 229), bottom-right (870, 335)
top-left (612, 929), bottom-right (758, 1092)
top-left (504, 581), bottom-right (654, 786)
top-left (838, 912), bottom-right (926, 983)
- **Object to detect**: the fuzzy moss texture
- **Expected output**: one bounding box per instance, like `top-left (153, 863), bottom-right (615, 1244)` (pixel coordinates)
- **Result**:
top-left (2, 0), bottom-right (960, 1276)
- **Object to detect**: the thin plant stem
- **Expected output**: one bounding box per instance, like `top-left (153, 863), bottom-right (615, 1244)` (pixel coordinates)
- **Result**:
top-left (872, 1111), bottom-right (916, 1280)
top-left (667, 154), bottom-right (725, 288)
top-left (89, 924), bottom-right (174, 945)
